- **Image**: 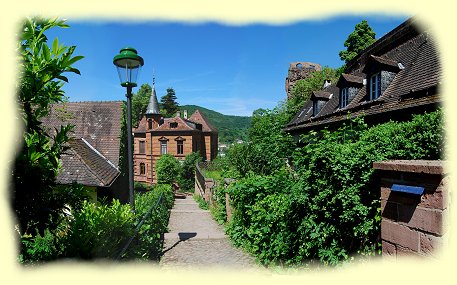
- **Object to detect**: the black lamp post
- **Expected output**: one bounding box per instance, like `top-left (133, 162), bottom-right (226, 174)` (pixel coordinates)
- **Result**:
top-left (113, 47), bottom-right (144, 211)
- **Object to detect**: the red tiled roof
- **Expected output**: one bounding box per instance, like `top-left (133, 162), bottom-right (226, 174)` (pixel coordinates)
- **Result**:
top-left (188, 110), bottom-right (218, 132)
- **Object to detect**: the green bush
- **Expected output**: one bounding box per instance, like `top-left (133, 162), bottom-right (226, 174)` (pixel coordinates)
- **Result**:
top-left (126, 184), bottom-right (174, 260)
top-left (226, 110), bottom-right (444, 266)
top-left (178, 152), bottom-right (203, 191)
top-left (62, 200), bottom-right (135, 259)
top-left (156, 154), bottom-right (181, 185)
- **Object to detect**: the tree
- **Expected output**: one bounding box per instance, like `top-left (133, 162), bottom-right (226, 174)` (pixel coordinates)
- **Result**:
top-left (339, 20), bottom-right (376, 64)
top-left (156, 154), bottom-right (181, 185)
top-left (160, 88), bottom-right (179, 117)
top-left (132, 83), bottom-right (152, 127)
top-left (14, 17), bottom-right (84, 236)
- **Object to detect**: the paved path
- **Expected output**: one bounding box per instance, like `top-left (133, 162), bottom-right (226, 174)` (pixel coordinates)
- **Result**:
top-left (160, 195), bottom-right (258, 269)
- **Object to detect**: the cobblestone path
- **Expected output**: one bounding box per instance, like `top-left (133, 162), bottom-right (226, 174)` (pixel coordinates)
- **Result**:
top-left (160, 195), bottom-right (258, 269)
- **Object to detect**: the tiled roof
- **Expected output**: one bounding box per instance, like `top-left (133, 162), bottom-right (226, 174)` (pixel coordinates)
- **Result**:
top-left (285, 17), bottom-right (441, 133)
top-left (338, 73), bottom-right (364, 86)
top-left (41, 101), bottom-right (123, 167)
top-left (312, 90), bottom-right (332, 100)
top-left (188, 110), bottom-right (218, 132)
top-left (153, 116), bottom-right (199, 132)
top-left (57, 138), bottom-right (120, 187)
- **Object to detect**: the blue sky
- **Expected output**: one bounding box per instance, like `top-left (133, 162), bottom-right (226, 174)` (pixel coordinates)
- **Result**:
top-left (46, 14), bottom-right (409, 116)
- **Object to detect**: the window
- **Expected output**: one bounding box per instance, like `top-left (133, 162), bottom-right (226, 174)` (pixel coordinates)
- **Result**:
top-left (140, 163), bottom-right (145, 175)
top-left (340, 87), bottom-right (349, 108)
top-left (148, 120), bottom-right (153, 129)
top-left (160, 141), bottom-right (167, 154)
top-left (312, 100), bottom-right (318, 116)
top-left (370, 72), bottom-right (381, 100)
top-left (139, 141), bottom-right (145, 154)
top-left (177, 140), bottom-right (184, 155)
top-left (169, 122), bottom-right (178, 128)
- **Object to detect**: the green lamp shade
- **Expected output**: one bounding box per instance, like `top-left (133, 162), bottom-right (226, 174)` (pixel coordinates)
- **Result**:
top-left (113, 47), bottom-right (144, 87)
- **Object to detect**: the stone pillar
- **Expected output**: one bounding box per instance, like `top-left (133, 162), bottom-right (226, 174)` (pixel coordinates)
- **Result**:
top-left (373, 160), bottom-right (449, 258)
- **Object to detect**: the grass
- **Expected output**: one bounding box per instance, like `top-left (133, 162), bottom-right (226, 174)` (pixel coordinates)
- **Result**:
top-left (193, 194), bottom-right (208, 210)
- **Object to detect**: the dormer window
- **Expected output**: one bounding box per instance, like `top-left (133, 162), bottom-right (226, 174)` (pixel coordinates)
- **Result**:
top-left (312, 100), bottom-right (318, 116)
top-left (369, 72), bottom-right (381, 100)
top-left (363, 55), bottom-right (400, 101)
top-left (336, 73), bottom-right (364, 108)
top-left (340, 87), bottom-right (349, 108)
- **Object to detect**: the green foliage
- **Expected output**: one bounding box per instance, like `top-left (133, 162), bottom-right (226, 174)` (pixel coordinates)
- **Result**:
top-left (156, 154), bottom-right (181, 185)
top-left (180, 105), bottom-right (251, 144)
top-left (193, 194), bottom-right (209, 210)
top-left (63, 200), bottom-right (135, 259)
top-left (287, 67), bottom-right (343, 120)
top-left (127, 184), bottom-right (174, 260)
top-left (226, 110), bottom-right (443, 266)
top-left (14, 17), bottom-right (84, 237)
top-left (19, 184), bottom-right (174, 263)
top-left (339, 20), bottom-right (376, 64)
top-left (132, 83), bottom-right (152, 127)
top-left (178, 152), bottom-right (203, 192)
top-left (160, 88), bottom-right (179, 117)
top-left (226, 106), bottom-right (295, 177)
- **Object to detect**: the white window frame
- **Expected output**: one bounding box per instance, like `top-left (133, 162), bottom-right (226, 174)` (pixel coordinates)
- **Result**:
top-left (370, 72), bottom-right (381, 100)
top-left (177, 140), bottom-right (184, 155)
top-left (160, 141), bottom-right (167, 155)
top-left (340, 87), bottom-right (349, 108)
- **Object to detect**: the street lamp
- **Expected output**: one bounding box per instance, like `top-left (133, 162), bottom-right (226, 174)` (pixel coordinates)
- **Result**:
top-left (113, 47), bottom-right (144, 211)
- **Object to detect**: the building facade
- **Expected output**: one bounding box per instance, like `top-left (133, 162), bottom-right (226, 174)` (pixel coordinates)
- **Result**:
top-left (133, 83), bottom-right (218, 184)
top-left (284, 17), bottom-right (441, 138)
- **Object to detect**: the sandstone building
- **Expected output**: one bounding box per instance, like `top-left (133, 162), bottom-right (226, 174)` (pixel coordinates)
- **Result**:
top-left (133, 83), bottom-right (218, 184)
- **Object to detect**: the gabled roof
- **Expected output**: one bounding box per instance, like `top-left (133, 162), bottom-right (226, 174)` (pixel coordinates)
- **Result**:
top-left (337, 73), bottom-right (364, 87)
top-left (42, 101), bottom-right (123, 167)
top-left (153, 116), bottom-right (200, 132)
top-left (57, 138), bottom-right (120, 187)
top-left (285, 17), bottom-right (441, 133)
top-left (188, 110), bottom-right (218, 133)
top-left (311, 90), bottom-right (332, 100)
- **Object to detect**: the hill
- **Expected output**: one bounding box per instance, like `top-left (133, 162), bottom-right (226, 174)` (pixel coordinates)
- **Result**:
top-left (179, 105), bottom-right (251, 144)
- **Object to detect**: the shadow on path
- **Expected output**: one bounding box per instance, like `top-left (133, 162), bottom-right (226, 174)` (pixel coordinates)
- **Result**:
top-left (161, 232), bottom-right (197, 255)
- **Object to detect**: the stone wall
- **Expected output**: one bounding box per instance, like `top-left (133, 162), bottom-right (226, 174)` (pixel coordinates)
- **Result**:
top-left (285, 61), bottom-right (321, 99)
top-left (373, 160), bottom-right (449, 258)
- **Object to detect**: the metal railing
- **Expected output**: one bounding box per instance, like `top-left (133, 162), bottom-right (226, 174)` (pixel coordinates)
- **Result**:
top-left (115, 192), bottom-right (164, 260)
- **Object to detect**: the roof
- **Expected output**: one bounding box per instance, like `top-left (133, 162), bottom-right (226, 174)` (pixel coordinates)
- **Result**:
top-left (188, 110), bottom-right (218, 133)
top-left (57, 138), bottom-right (120, 187)
top-left (41, 101), bottom-right (123, 167)
top-left (338, 73), bottom-right (364, 86)
top-left (154, 116), bottom-right (200, 132)
top-left (145, 85), bottom-right (160, 115)
top-left (285, 17), bottom-right (441, 133)
top-left (133, 109), bottom-right (218, 134)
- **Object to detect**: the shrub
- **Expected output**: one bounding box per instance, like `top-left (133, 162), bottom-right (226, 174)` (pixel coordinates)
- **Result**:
top-left (156, 154), bottom-right (181, 185)
top-left (178, 152), bottom-right (203, 191)
top-left (126, 184), bottom-right (174, 260)
top-left (63, 200), bottom-right (135, 259)
top-left (226, 110), bottom-right (444, 266)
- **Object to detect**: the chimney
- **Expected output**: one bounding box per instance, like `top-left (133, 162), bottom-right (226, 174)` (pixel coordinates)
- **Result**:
top-left (323, 79), bottom-right (331, 88)
top-left (184, 110), bottom-right (188, 119)
top-left (176, 111), bottom-right (181, 117)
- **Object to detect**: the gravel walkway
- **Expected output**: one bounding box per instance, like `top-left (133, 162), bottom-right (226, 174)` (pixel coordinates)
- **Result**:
top-left (159, 195), bottom-right (258, 270)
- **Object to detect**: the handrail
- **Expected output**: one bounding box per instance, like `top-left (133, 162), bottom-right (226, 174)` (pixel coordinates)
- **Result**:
top-left (115, 192), bottom-right (164, 260)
